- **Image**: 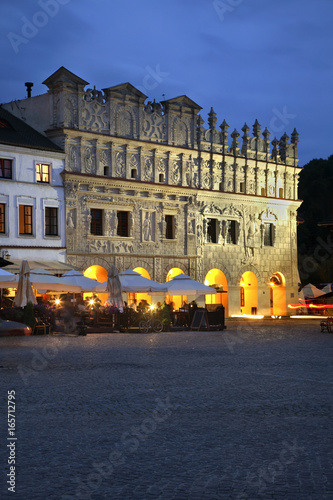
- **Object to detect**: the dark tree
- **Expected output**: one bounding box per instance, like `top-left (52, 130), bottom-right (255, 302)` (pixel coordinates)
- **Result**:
top-left (298, 155), bottom-right (333, 283)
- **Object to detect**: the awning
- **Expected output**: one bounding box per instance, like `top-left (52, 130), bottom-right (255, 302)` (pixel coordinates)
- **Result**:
top-left (4, 260), bottom-right (80, 275)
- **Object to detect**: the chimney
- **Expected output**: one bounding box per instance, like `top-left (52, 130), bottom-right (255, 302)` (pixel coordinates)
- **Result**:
top-left (25, 82), bottom-right (33, 98)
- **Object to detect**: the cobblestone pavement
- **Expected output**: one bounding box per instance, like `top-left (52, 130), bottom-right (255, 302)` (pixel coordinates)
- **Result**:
top-left (1, 319), bottom-right (333, 500)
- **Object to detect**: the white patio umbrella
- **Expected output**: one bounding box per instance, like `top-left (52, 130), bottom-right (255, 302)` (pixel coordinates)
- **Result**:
top-left (0, 268), bottom-right (16, 287)
top-left (300, 283), bottom-right (325, 300)
top-left (26, 268), bottom-right (81, 293)
top-left (93, 269), bottom-right (168, 293)
top-left (163, 274), bottom-right (217, 296)
top-left (13, 260), bottom-right (37, 307)
top-left (60, 269), bottom-right (99, 292)
top-left (105, 264), bottom-right (124, 309)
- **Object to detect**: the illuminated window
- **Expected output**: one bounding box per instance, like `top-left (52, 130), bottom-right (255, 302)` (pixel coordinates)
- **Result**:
top-left (0, 204), bottom-right (5, 233)
top-left (36, 163), bottom-right (50, 183)
top-left (19, 205), bottom-right (33, 234)
top-left (264, 223), bottom-right (273, 246)
top-left (207, 218), bottom-right (218, 243)
top-left (117, 211), bottom-right (129, 237)
top-left (165, 215), bottom-right (174, 239)
top-left (0, 159), bottom-right (12, 179)
top-left (45, 207), bottom-right (58, 236)
top-left (90, 209), bottom-right (103, 235)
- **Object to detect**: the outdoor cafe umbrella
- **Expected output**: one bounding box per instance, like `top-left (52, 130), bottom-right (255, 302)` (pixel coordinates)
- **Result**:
top-left (163, 274), bottom-right (217, 296)
top-left (60, 269), bottom-right (99, 292)
top-left (299, 283), bottom-right (325, 301)
top-left (93, 269), bottom-right (168, 293)
top-left (13, 260), bottom-right (37, 307)
top-left (0, 268), bottom-right (16, 286)
top-left (106, 265), bottom-right (124, 309)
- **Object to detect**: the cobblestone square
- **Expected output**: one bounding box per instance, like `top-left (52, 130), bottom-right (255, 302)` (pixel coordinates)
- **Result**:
top-left (1, 319), bottom-right (333, 499)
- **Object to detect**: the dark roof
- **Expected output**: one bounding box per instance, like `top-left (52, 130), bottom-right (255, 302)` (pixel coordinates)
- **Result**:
top-left (0, 106), bottom-right (63, 153)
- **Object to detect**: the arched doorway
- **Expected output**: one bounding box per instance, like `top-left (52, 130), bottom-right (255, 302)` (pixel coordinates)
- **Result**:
top-left (204, 268), bottom-right (228, 316)
top-left (240, 271), bottom-right (258, 315)
top-left (132, 267), bottom-right (151, 306)
top-left (166, 267), bottom-right (185, 311)
top-left (269, 272), bottom-right (286, 316)
top-left (84, 265), bottom-right (108, 305)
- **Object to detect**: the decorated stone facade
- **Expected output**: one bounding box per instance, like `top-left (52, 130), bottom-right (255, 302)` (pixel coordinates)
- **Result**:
top-left (3, 67), bottom-right (302, 316)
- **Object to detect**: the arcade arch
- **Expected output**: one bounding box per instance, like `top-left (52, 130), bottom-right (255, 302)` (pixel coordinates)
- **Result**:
top-left (240, 271), bottom-right (258, 315)
top-left (269, 272), bottom-right (286, 316)
top-left (204, 268), bottom-right (228, 316)
top-left (166, 267), bottom-right (185, 310)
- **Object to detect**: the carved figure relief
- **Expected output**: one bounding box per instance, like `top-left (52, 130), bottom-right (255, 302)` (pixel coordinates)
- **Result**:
top-left (115, 151), bottom-right (126, 178)
top-left (110, 210), bottom-right (118, 236)
top-left (84, 147), bottom-right (95, 174)
top-left (143, 157), bottom-right (153, 182)
top-left (143, 212), bottom-right (152, 241)
top-left (245, 214), bottom-right (260, 257)
top-left (69, 146), bottom-right (79, 172)
top-left (170, 161), bottom-right (181, 185)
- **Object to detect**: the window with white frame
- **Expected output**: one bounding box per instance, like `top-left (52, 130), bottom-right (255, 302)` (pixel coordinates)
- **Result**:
top-left (19, 205), bottom-right (33, 235)
top-left (45, 207), bottom-right (58, 236)
top-left (36, 163), bottom-right (50, 183)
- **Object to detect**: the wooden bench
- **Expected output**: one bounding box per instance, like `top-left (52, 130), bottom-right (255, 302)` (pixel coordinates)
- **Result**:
top-left (320, 317), bottom-right (333, 332)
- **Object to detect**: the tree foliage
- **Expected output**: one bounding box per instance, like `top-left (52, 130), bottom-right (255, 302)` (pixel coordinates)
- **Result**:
top-left (298, 155), bottom-right (333, 283)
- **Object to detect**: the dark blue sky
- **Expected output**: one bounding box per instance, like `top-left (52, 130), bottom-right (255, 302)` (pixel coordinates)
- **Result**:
top-left (1, 0), bottom-right (333, 166)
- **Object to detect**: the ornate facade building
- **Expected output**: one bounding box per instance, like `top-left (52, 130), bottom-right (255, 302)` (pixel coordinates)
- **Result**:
top-left (3, 67), bottom-right (301, 316)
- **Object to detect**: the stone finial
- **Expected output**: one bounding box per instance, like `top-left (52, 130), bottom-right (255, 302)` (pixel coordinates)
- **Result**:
top-left (208, 107), bottom-right (217, 130)
top-left (279, 132), bottom-right (289, 162)
top-left (241, 123), bottom-right (250, 156)
top-left (271, 137), bottom-right (279, 160)
top-left (230, 128), bottom-right (240, 155)
top-left (253, 119), bottom-right (261, 138)
top-left (291, 128), bottom-right (299, 145)
top-left (197, 114), bottom-right (205, 142)
top-left (263, 127), bottom-right (271, 154)
top-left (220, 119), bottom-right (229, 152)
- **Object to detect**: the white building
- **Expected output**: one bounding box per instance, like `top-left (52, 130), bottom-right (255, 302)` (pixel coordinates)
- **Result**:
top-left (0, 106), bottom-right (67, 271)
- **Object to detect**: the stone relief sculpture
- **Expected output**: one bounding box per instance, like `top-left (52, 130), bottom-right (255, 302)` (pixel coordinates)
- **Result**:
top-left (115, 152), bottom-right (125, 178)
top-left (245, 214), bottom-right (260, 257)
top-left (84, 147), bottom-right (95, 174)
top-left (110, 210), bottom-right (118, 236)
top-left (143, 158), bottom-right (153, 182)
top-left (66, 211), bottom-right (75, 232)
top-left (142, 101), bottom-right (166, 141)
top-left (170, 161), bottom-right (181, 185)
top-left (143, 212), bottom-right (152, 241)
